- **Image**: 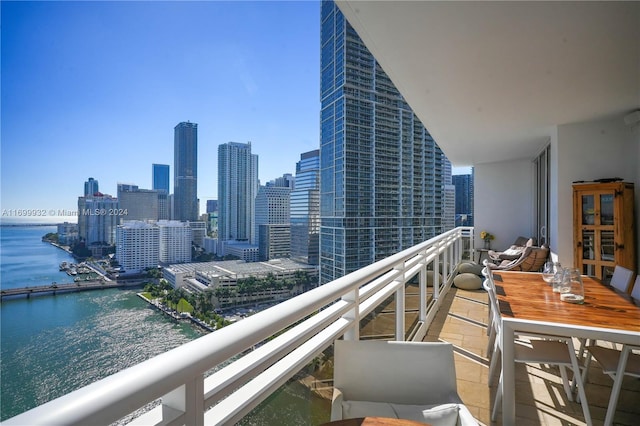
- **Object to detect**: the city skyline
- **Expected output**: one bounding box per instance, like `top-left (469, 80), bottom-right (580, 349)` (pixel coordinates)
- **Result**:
top-left (1, 1), bottom-right (471, 225)
top-left (1, 1), bottom-right (321, 223)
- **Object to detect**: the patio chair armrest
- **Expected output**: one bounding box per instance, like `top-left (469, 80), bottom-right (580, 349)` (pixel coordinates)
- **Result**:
top-left (330, 387), bottom-right (344, 421)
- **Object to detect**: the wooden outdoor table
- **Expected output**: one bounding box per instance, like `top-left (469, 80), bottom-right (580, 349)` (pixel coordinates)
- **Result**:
top-left (493, 271), bottom-right (640, 425)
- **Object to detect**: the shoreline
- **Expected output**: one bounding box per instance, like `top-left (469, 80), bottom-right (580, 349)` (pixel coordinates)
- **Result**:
top-left (136, 293), bottom-right (216, 333)
top-left (47, 240), bottom-right (74, 255)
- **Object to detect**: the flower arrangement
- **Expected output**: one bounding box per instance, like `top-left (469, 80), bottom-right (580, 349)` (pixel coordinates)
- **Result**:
top-left (480, 231), bottom-right (495, 242)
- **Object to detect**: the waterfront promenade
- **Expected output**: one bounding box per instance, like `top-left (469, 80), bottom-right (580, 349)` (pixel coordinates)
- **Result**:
top-left (0, 280), bottom-right (137, 301)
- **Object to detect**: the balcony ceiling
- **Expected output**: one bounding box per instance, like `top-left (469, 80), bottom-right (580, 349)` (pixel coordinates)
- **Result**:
top-left (337, 1), bottom-right (640, 167)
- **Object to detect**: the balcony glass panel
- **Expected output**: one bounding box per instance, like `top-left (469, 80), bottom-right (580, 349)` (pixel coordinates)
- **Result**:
top-left (237, 355), bottom-right (332, 425)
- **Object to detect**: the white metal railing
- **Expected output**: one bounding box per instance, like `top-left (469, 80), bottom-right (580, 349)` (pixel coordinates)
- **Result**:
top-left (3, 227), bottom-right (475, 426)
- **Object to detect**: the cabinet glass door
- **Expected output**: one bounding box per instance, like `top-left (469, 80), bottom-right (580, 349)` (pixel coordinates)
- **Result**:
top-left (600, 230), bottom-right (615, 262)
top-left (581, 230), bottom-right (595, 260)
top-left (600, 194), bottom-right (614, 225)
top-left (581, 195), bottom-right (595, 225)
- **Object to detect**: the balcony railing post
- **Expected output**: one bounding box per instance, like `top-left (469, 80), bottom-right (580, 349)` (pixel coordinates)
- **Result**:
top-left (342, 288), bottom-right (360, 341)
top-left (471, 227), bottom-right (476, 259)
top-left (161, 375), bottom-right (204, 426)
top-left (433, 249), bottom-right (440, 300)
top-left (443, 242), bottom-right (449, 283)
top-left (394, 265), bottom-right (405, 341)
top-left (419, 256), bottom-right (427, 322)
top-left (189, 375), bottom-right (205, 426)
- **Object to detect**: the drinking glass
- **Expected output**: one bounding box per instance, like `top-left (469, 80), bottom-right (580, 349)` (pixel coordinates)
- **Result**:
top-left (559, 267), bottom-right (585, 303)
top-left (542, 261), bottom-right (561, 284)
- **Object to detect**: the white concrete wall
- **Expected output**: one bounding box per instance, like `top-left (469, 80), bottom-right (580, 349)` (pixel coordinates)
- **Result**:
top-left (634, 124), bottom-right (640, 271)
top-left (552, 116), bottom-right (639, 268)
top-left (474, 159), bottom-right (535, 251)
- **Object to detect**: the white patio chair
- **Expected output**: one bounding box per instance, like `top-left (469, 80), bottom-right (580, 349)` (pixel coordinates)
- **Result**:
top-left (331, 340), bottom-right (478, 425)
top-left (483, 270), bottom-right (592, 424)
top-left (631, 275), bottom-right (640, 301)
top-left (574, 274), bottom-right (640, 400)
top-left (610, 265), bottom-right (634, 293)
top-left (581, 343), bottom-right (640, 426)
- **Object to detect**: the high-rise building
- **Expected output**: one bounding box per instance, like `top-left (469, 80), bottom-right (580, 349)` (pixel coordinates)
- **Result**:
top-left (443, 161), bottom-right (456, 231)
top-left (255, 185), bottom-right (291, 260)
top-left (173, 122), bottom-right (198, 222)
top-left (453, 172), bottom-right (474, 226)
top-left (319, 2), bottom-right (453, 284)
top-left (84, 177), bottom-right (99, 196)
top-left (157, 220), bottom-right (192, 264)
top-left (57, 222), bottom-right (78, 246)
top-left (259, 224), bottom-right (291, 261)
top-left (152, 164), bottom-right (170, 193)
top-left (290, 149), bottom-right (320, 265)
top-left (189, 221), bottom-right (207, 247)
top-left (206, 200), bottom-right (218, 214)
top-left (269, 173), bottom-right (294, 189)
top-left (217, 142), bottom-right (259, 254)
top-left (116, 221), bottom-right (160, 274)
top-left (117, 183), bottom-right (159, 223)
top-left (77, 192), bottom-right (119, 248)
top-left (157, 192), bottom-right (170, 221)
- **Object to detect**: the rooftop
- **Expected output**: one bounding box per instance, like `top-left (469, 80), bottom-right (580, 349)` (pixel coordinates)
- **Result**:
top-left (165, 258), bottom-right (317, 278)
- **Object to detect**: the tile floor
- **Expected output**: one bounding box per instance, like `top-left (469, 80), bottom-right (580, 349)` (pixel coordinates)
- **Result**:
top-left (423, 287), bottom-right (640, 426)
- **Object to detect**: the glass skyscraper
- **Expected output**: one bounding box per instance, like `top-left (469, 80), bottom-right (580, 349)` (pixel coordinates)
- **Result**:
top-left (217, 142), bottom-right (259, 254)
top-left (320, 2), bottom-right (453, 284)
top-left (152, 164), bottom-right (170, 193)
top-left (173, 122), bottom-right (198, 222)
top-left (84, 177), bottom-right (99, 196)
top-left (453, 172), bottom-right (474, 226)
top-left (290, 149), bottom-right (320, 265)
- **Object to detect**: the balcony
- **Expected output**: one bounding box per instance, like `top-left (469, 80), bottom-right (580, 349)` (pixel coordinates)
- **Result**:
top-left (4, 227), bottom-right (639, 425)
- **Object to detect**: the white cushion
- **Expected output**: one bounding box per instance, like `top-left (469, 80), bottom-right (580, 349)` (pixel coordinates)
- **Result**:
top-left (342, 400), bottom-right (397, 419)
top-left (458, 262), bottom-right (483, 276)
top-left (503, 248), bottom-right (522, 256)
top-left (392, 403), bottom-right (460, 426)
top-left (342, 401), bottom-right (462, 426)
top-left (502, 247), bottom-right (524, 255)
top-left (453, 273), bottom-right (482, 290)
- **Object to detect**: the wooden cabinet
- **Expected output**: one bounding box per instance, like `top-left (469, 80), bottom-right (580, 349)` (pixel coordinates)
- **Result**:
top-left (573, 182), bottom-right (635, 288)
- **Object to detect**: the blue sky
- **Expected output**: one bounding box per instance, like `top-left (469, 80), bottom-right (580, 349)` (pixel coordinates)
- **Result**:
top-left (1, 0), bottom-right (321, 223)
top-left (1, 0), bottom-right (470, 225)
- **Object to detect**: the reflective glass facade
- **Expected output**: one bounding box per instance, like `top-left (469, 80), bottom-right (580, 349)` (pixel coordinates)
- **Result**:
top-left (290, 149), bottom-right (320, 265)
top-left (152, 164), bottom-right (170, 194)
top-left (453, 173), bottom-right (474, 226)
top-left (320, 2), bottom-right (452, 284)
top-left (174, 122), bottom-right (198, 222)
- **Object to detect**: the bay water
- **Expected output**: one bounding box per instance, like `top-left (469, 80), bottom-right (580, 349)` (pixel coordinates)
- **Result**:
top-left (0, 226), bottom-right (329, 424)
